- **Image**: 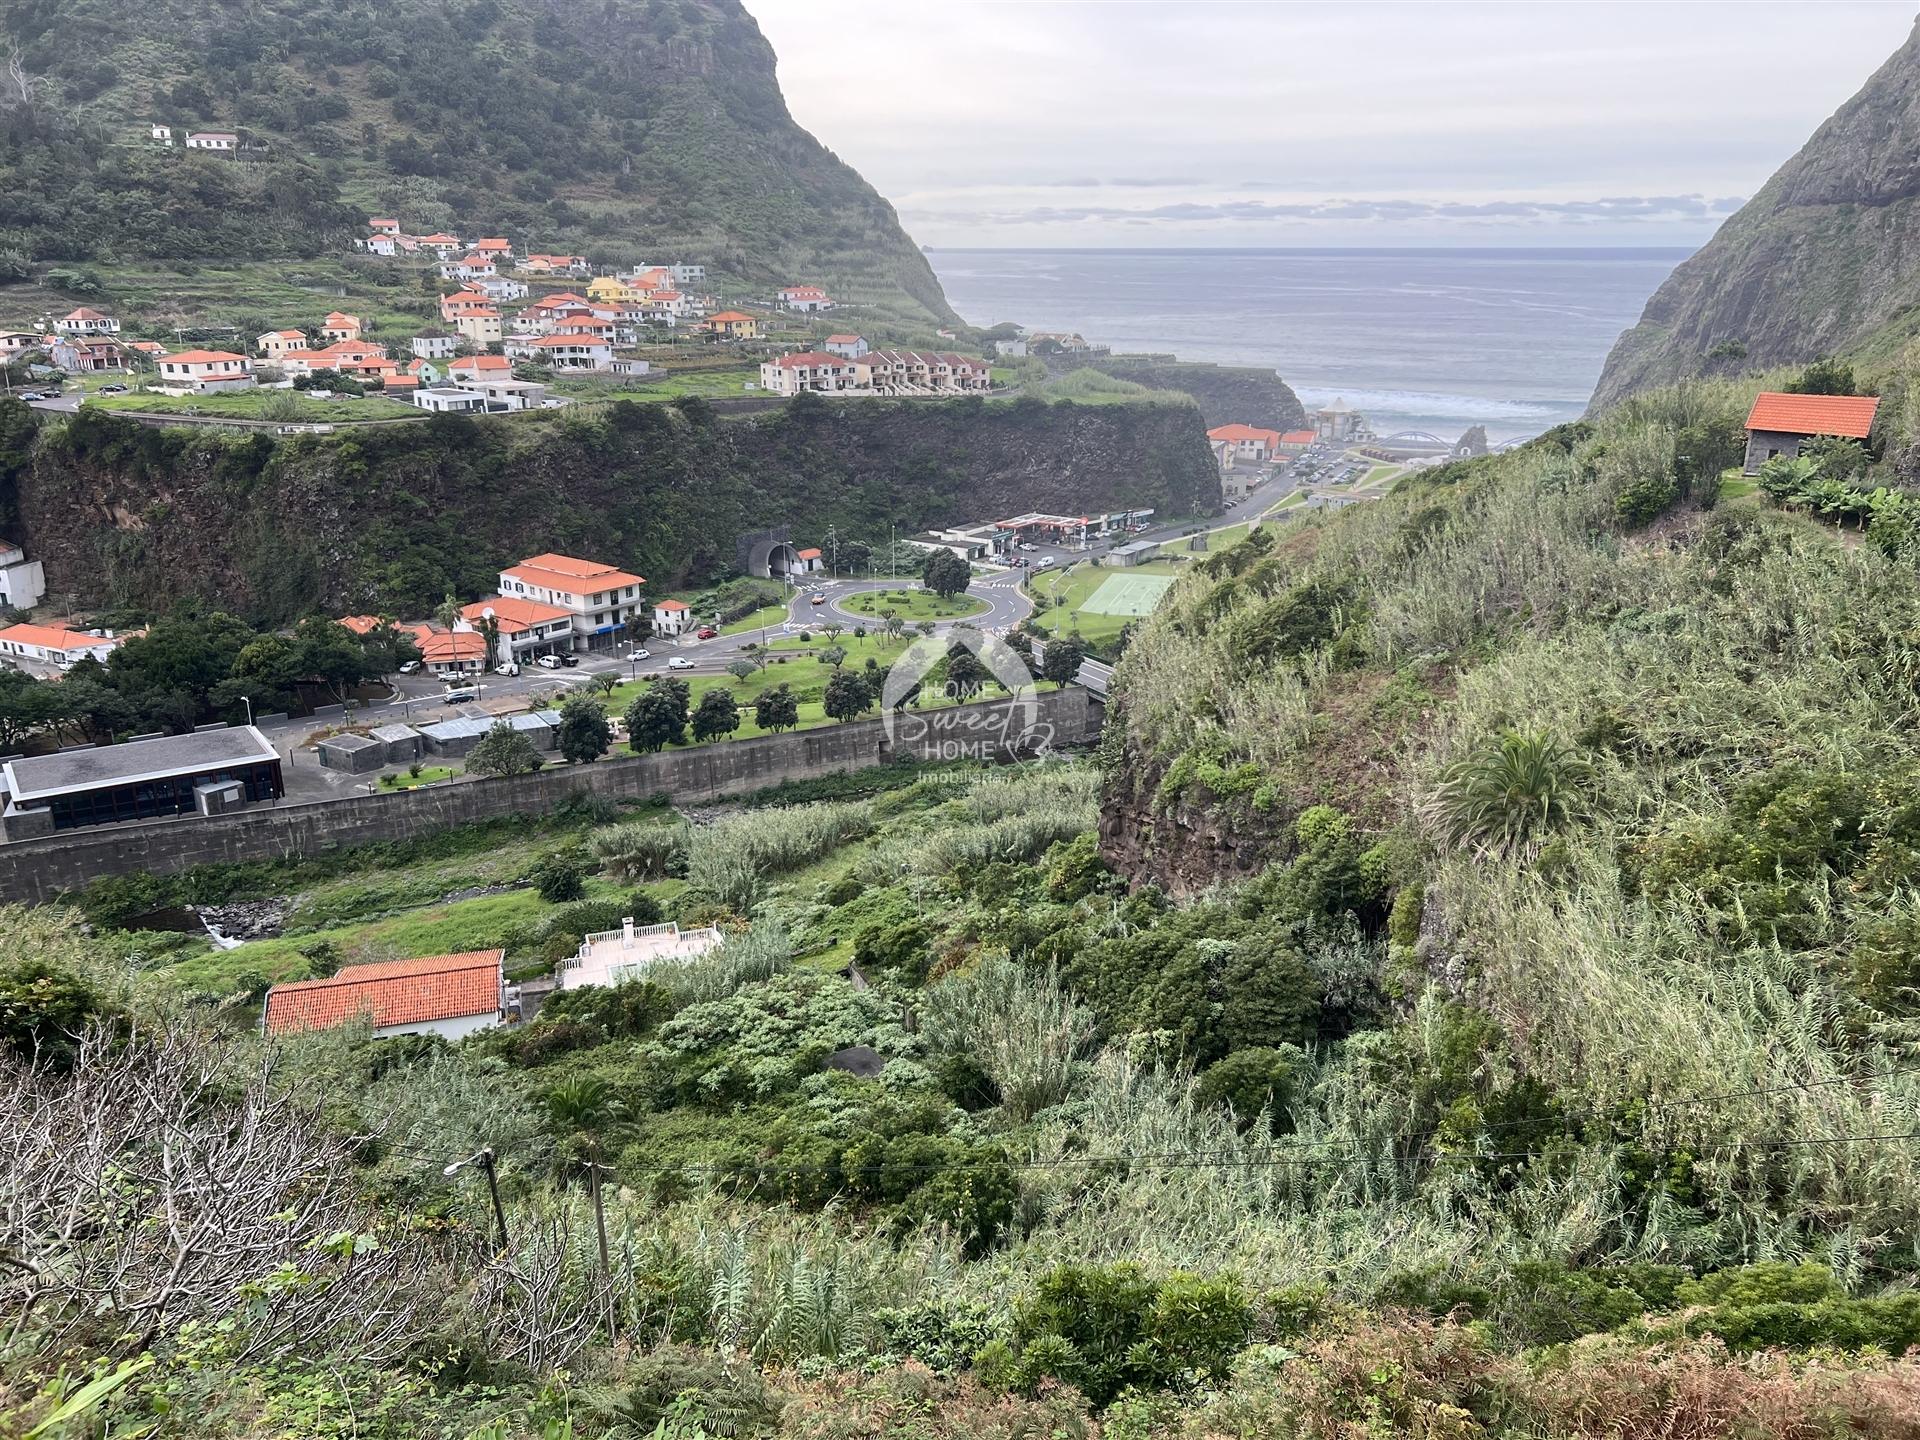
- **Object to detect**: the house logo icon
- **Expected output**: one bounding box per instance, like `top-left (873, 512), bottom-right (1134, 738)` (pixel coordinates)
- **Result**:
top-left (880, 626), bottom-right (1051, 759)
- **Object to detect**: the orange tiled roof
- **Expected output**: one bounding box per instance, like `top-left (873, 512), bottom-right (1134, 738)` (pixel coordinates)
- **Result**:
top-left (0, 622), bottom-right (121, 653)
top-left (451, 355), bottom-right (512, 372)
top-left (795, 547), bottom-right (823, 559)
top-left (461, 595), bottom-right (572, 632)
top-left (770, 351), bottom-right (846, 369)
top-left (263, 950), bottom-right (502, 1035)
top-left (417, 631), bottom-right (487, 664)
top-left (337, 614), bottom-right (384, 635)
top-left (1207, 424), bottom-right (1283, 444)
top-left (654, 598), bottom-right (689, 611)
top-left (706, 311), bottom-right (756, 324)
top-left (1281, 430), bottom-right (1316, 444)
top-left (503, 552), bottom-right (644, 594)
top-left (1745, 391), bottom-right (1880, 440)
top-left (166, 350), bottom-right (248, 365)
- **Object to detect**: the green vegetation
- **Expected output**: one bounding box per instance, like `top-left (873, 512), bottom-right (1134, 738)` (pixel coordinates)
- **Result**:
top-left (839, 586), bottom-right (986, 622)
top-left (1027, 557), bottom-right (1181, 652)
top-left (997, 366), bottom-right (1193, 406)
top-left (87, 390), bottom-right (420, 422)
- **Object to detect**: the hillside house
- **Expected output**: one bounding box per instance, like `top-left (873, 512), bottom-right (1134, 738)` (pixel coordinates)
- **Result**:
top-left (825, 334), bottom-right (868, 359)
top-left (463, 275), bottom-right (527, 303)
top-left (369, 217), bottom-right (402, 235)
top-left (1207, 423), bottom-right (1284, 463)
top-left (411, 332), bottom-right (460, 360)
top-left (0, 331), bottom-right (40, 360)
top-left (857, 349), bottom-right (991, 394)
top-left (441, 254), bottom-right (498, 281)
top-left (263, 951), bottom-right (504, 1040)
top-left (255, 329), bottom-right (308, 361)
top-left (667, 263), bottom-right (706, 285)
top-left (54, 307), bottom-right (118, 336)
top-left (148, 123), bottom-right (173, 144)
top-left (455, 376), bottom-right (551, 411)
top-left (507, 334), bottom-right (614, 371)
top-left (587, 276), bottom-right (636, 305)
top-left (473, 237), bottom-right (513, 259)
top-left (452, 309), bottom-right (504, 347)
top-left (185, 131), bottom-right (237, 151)
top-left (366, 235), bottom-right (400, 257)
top-left (49, 338), bottom-right (124, 373)
top-left (155, 350), bottom-right (255, 393)
top-left (1743, 391), bottom-right (1881, 473)
top-left (0, 622), bottom-right (131, 666)
top-left (520, 253), bottom-right (589, 277)
top-left (759, 351), bottom-right (857, 397)
top-left (448, 355), bottom-right (514, 384)
top-left (126, 340), bottom-right (169, 361)
top-left (642, 289), bottom-right (688, 319)
top-left (702, 311), bottom-right (761, 340)
top-left (498, 553), bottom-right (646, 652)
top-left (779, 284), bottom-right (832, 312)
top-left (651, 598), bottom-right (691, 636)
top-left (794, 546), bottom-right (824, 574)
top-left (321, 312), bottom-right (363, 344)
top-left (0, 539), bottom-right (46, 610)
top-left (1279, 430), bottom-right (1315, 453)
top-left (417, 234), bottom-right (462, 258)
top-left (560, 918), bottom-right (725, 990)
top-left (439, 292), bottom-right (496, 323)
top-left (411, 386), bottom-right (489, 415)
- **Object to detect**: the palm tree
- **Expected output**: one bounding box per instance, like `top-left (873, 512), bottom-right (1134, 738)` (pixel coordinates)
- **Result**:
top-left (1428, 729), bottom-right (1594, 855)
top-left (547, 1077), bottom-right (625, 1284)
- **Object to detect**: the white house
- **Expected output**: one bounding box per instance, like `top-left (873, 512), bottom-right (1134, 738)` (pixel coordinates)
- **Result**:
top-left (368, 217), bottom-right (402, 236)
top-left (759, 351), bottom-right (856, 397)
top-left (0, 330), bottom-right (41, 361)
top-left (411, 332), bottom-right (460, 360)
top-left (185, 131), bottom-right (237, 151)
top-left (507, 335), bottom-right (614, 371)
top-left (54, 307), bottom-right (118, 336)
top-left (148, 123), bottom-right (174, 145)
top-left (0, 540), bottom-right (47, 611)
top-left (560, 919), bottom-right (724, 990)
top-left (256, 329), bottom-right (308, 361)
top-left (367, 235), bottom-right (400, 258)
top-left (264, 950), bottom-right (504, 1041)
top-left (463, 275), bottom-right (528, 303)
top-left (824, 334), bottom-right (868, 359)
top-left (417, 233), bottom-right (463, 259)
top-left (411, 386), bottom-right (488, 414)
top-left (778, 284), bottom-right (832, 313)
top-left (0, 621), bottom-right (130, 666)
top-left (451, 310), bottom-right (503, 347)
top-left (440, 254), bottom-right (498, 281)
top-left (793, 547), bottom-right (825, 575)
top-left (456, 377), bottom-right (551, 412)
top-left (155, 350), bottom-right (255, 393)
top-left (652, 598), bottom-right (691, 636)
top-left (497, 553), bottom-right (646, 652)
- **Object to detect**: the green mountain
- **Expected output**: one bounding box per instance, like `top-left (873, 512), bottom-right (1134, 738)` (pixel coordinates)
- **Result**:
top-left (0, 0), bottom-right (955, 322)
top-left (1593, 18), bottom-right (1920, 405)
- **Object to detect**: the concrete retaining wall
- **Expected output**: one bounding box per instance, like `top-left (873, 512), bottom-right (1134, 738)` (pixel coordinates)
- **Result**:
top-left (0, 689), bottom-right (1096, 902)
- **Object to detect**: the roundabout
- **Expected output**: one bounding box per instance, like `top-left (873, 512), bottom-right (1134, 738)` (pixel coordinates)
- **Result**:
top-left (830, 586), bottom-right (990, 624)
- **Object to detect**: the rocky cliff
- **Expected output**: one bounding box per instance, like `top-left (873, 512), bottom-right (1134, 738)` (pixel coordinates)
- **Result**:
top-left (1054, 357), bottom-right (1308, 433)
top-left (1593, 19), bottom-right (1920, 405)
top-left (16, 396), bottom-right (1220, 620)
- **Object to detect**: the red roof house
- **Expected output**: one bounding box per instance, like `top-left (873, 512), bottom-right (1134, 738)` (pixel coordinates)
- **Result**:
top-left (1743, 391), bottom-right (1881, 473)
top-left (263, 950), bottom-right (503, 1039)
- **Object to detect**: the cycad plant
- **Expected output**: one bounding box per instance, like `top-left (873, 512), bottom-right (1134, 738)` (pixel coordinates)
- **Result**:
top-left (1428, 729), bottom-right (1594, 855)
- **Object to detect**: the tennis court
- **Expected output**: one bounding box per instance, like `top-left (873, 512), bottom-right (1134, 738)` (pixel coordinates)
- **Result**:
top-left (1084, 572), bottom-right (1178, 616)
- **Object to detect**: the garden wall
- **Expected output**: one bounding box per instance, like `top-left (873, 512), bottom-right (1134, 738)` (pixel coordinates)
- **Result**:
top-left (0, 689), bottom-right (1098, 902)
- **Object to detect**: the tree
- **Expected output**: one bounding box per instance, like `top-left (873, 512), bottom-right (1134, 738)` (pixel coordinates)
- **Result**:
top-left (922, 548), bottom-right (972, 598)
top-left (739, 643), bottom-right (768, 672)
top-left (0, 669), bottom-right (64, 750)
top-left (557, 695), bottom-right (611, 764)
top-left (466, 721), bottom-right (543, 777)
top-left (818, 644), bottom-right (848, 670)
top-left (360, 620), bottom-right (424, 676)
top-left (727, 659), bottom-right (756, 683)
top-left (531, 850), bottom-right (587, 903)
top-left (586, 671), bottom-right (619, 696)
top-left (1784, 357), bottom-right (1857, 397)
top-left (691, 687), bottom-right (740, 742)
top-left (1041, 634), bottom-right (1085, 686)
top-left (624, 688), bottom-right (686, 752)
top-left (944, 648), bottom-right (987, 698)
top-left (839, 539), bottom-right (872, 574)
top-left (754, 684), bottom-right (800, 733)
top-left (880, 610), bottom-right (904, 639)
top-left (434, 591), bottom-right (461, 632)
top-left (822, 622), bottom-right (845, 641)
top-left (824, 668), bottom-right (871, 723)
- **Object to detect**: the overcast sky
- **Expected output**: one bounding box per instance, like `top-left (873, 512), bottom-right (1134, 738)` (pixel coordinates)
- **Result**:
top-left (742, 1), bottom-right (1917, 249)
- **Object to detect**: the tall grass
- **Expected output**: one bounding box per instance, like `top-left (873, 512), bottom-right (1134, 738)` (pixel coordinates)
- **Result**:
top-left (685, 802), bottom-right (874, 912)
top-left (921, 959), bottom-right (1097, 1122)
top-left (590, 819), bottom-right (691, 881)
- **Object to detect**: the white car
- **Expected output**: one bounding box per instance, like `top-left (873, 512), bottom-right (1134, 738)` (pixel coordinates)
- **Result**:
top-left (397, 660), bottom-right (421, 674)
top-left (1036, 556), bottom-right (1056, 570)
top-left (494, 662), bottom-right (520, 676)
top-left (630, 648), bottom-right (651, 660)
top-left (536, 654), bottom-right (563, 669)
top-left (666, 656), bottom-right (695, 670)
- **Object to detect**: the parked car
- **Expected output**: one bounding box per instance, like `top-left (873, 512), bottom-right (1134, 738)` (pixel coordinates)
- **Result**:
top-left (630, 647), bottom-right (652, 661)
top-left (98, 383), bottom-right (127, 394)
top-left (696, 626), bottom-right (718, 639)
top-left (666, 656), bottom-right (695, 670)
top-left (560, 655), bottom-right (580, 668)
top-left (1018, 542), bottom-right (1038, 552)
top-left (397, 660), bottom-right (421, 674)
top-left (536, 654), bottom-right (563, 670)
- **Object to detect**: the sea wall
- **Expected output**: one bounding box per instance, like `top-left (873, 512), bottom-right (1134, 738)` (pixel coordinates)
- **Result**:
top-left (0, 688), bottom-right (1098, 901)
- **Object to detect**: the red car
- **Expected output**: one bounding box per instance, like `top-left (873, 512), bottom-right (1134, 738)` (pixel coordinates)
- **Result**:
top-left (696, 625), bottom-right (718, 639)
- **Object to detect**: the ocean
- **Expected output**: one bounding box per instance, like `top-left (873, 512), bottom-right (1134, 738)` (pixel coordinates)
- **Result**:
top-left (927, 247), bottom-right (1691, 443)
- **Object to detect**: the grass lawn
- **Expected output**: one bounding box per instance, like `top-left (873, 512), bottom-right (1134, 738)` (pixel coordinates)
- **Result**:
top-left (720, 603), bottom-right (789, 636)
top-left (606, 634), bottom-right (915, 743)
top-left (1028, 559), bottom-right (1182, 645)
top-left (836, 587), bottom-right (987, 622)
top-left (89, 391), bottom-right (419, 422)
top-left (550, 367), bottom-right (760, 403)
top-left (377, 765), bottom-right (458, 790)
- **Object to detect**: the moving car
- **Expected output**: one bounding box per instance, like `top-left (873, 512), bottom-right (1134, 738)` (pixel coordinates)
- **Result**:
top-left (397, 660), bottom-right (421, 674)
top-left (98, 383), bottom-right (127, 394)
top-left (696, 626), bottom-right (718, 640)
top-left (494, 662), bottom-right (520, 676)
top-left (809, 593), bottom-right (827, 605)
top-left (630, 648), bottom-right (652, 661)
top-left (1037, 557), bottom-right (1056, 570)
top-left (443, 685), bottom-right (479, 703)
top-left (536, 655), bottom-right (563, 670)
top-left (666, 656), bottom-right (695, 670)
top-left (560, 655), bottom-right (580, 667)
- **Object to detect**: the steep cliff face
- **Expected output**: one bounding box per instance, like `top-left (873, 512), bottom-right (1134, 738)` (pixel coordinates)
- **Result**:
top-left (1593, 19), bottom-right (1920, 406)
top-left (1057, 358), bottom-right (1308, 433)
top-left (17, 397), bottom-right (1220, 619)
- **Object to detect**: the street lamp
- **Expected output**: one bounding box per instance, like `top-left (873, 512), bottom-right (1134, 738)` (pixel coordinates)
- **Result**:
top-left (241, 694), bottom-right (254, 727)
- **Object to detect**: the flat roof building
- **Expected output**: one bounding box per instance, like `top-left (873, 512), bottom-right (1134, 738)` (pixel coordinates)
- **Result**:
top-left (560, 918), bottom-right (726, 990)
top-left (1, 725), bottom-right (282, 840)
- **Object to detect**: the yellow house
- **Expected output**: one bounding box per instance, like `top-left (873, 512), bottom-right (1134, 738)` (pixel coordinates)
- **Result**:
top-left (255, 328), bottom-right (308, 361)
top-left (452, 310), bottom-right (503, 347)
top-left (703, 311), bottom-right (760, 340)
top-left (586, 276), bottom-right (637, 305)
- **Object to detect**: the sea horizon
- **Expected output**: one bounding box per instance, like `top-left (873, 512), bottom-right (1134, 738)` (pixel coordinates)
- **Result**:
top-left (930, 245), bottom-right (1691, 441)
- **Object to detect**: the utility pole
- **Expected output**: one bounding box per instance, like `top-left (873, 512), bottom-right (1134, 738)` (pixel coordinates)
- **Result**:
top-left (443, 1146), bottom-right (510, 1251)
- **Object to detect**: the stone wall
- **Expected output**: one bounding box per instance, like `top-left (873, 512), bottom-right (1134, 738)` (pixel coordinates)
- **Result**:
top-left (0, 689), bottom-right (1097, 903)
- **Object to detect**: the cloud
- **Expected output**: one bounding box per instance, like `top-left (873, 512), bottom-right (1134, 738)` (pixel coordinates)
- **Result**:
top-left (903, 193), bottom-right (1749, 229)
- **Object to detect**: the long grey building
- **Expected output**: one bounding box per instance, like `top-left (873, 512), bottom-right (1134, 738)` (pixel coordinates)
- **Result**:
top-left (1, 725), bottom-right (282, 840)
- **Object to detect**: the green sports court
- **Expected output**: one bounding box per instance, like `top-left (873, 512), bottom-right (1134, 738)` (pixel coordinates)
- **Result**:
top-left (1083, 572), bottom-right (1178, 617)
